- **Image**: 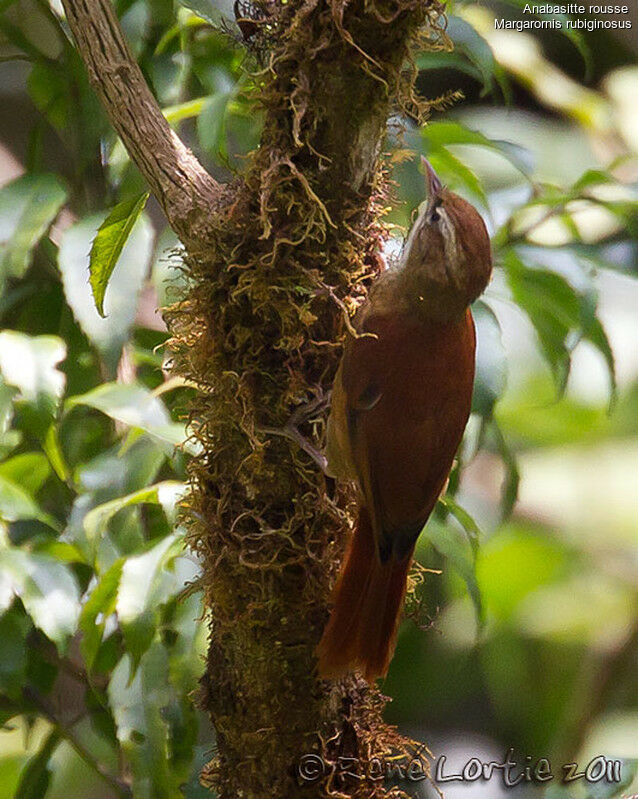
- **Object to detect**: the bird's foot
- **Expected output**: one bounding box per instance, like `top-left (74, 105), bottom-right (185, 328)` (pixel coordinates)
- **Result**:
top-left (259, 390), bottom-right (331, 474)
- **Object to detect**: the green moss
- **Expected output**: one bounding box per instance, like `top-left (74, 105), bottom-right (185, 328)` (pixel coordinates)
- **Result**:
top-left (166, 0), bottom-right (448, 795)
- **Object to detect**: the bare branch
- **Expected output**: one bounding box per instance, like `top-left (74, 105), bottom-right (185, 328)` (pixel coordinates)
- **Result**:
top-left (60, 0), bottom-right (222, 244)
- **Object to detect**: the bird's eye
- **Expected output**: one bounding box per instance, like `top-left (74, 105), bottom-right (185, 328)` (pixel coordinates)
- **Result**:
top-left (429, 199), bottom-right (443, 224)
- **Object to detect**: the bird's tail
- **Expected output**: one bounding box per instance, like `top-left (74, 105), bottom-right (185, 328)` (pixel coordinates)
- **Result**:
top-left (316, 506), bottom-right (415, 682)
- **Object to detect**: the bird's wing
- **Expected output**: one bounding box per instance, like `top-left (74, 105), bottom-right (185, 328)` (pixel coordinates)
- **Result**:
top-left (338, 310), bottom-right (476, 560)
top-left (325, 318), bottom-right (384, 485)
top-left (325, 326), bottom-right (384, 481)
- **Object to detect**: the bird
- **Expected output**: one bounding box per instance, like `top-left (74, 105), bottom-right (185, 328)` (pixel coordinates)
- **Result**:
top-left (316, 157), bottom-right (493, 682)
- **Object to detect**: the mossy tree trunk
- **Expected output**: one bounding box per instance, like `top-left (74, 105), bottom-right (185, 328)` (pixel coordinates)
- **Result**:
top-left (62, 0), bottom-right (446, 795)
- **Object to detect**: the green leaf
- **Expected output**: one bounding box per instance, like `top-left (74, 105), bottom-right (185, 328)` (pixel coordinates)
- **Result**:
top-left (116, 533), bottom-right (184, 669)
top-left (583, 312), bottom-right (617, 410)
top-left (197, 92), bottom-right (231, 159)
top-left (0, 174), bottom-right (67, 283)
top-left (83, 481), bottom-right (186, 547)
top-left (80, 558), bottom-right (124, 672)
top-left (89, 192), bottom-right (150, 317)
top-left (162, 97), bottom-right (206, 125)
top-left (0, 453), bottom-right (50, 496)
top-left (165, 593), bottom-right (205, 693)
top-left (0, 331), bottom-right (66, 418)
top-left (504, 250), bottom-right (580, 392)
top-left (420, 514), bottom-right (483, 626)
top-left (422, 120), bottom-right (532, 177)
top-left (32, 539), bottom-right (86, 565)
top-left (58, 213), bottom-right (153, 373)
top-left (43, 423), bottom-right (69, 482)
top-left (155, 17), bottom-right (209, 56)
top-left (67, 382), bottom-right (197, 454)
top-left (0, 381), bottom-right (21, 458)
top-left (14, 729), bottom-right (60, 799)
top-left (504, 249), bottom-right (615, 400)
top-left (177, 0), bottom-right (235, 26)
top-left (446, 14), bottom-right (499, 96)
top-left (426, 148), bottom-right (488, 208)
top-left (0, 606), bottom-right (30, 699)
top-left (27, 62), bottom-right (71, 131)
top-left (0, 753), bottom-right (28, 799)
top-left (0, 546), bottom-right (80, 651)
top-left (572, 168), bottom-right (615, 193)
top-left (0, 473), bottom-right (58, 530)
top-left (63, 438), bottom-right (168, 564)
top-left (490, 418), bottom-right (520, 520)
top-left (108, 642), bottom-right (186, 797)
top-left (417, 51), bottom-right (484, 84)
top-left (75, 436), bottom-right (167, 496)
top-left (472, 300), bottom-right (507, 417)
top-left (439, 495), bottom-right (481, 557)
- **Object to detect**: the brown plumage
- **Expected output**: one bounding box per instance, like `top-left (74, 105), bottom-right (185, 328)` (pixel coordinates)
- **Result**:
top-left (316, 159), bottom-right (493, 682)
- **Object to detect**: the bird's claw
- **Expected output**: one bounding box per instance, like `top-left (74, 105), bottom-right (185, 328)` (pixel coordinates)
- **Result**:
top-left (259, 389), bottom-right (331, 474)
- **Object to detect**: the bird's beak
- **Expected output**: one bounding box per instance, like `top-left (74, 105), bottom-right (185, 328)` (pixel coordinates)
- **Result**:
top-left (421, 155), bottom-right (443, 213)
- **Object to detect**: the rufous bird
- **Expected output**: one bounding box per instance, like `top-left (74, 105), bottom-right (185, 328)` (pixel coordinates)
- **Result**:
top-left (316, 157), bottom-right (493, 682)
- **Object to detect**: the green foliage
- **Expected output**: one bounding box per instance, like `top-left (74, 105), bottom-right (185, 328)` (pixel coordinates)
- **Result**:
top-left (471, 300), bottom-right (507, 417)
top-left (89, 192), bottom-right (150, 318)
top-left (59, 213), bottom-right (153, 373)
top-left (504, 249), bottom-right (616, 400)
top-left (0, 175), bottom-right (67, 285)
top-left (0, 606), bottom-right (30, 699)
top-left (197, 92), bottom-right (233, 160)
top-left (0, 543), bottom-right (80, 650)
top-left (14, 730), bottom-right (59, 799)
top-left (416, 9), bottom-right (510, 100)
top-left (68, 383), bottom-right (195, 453)
top-left (109, 642), bottom-right (196, 798)
top-left (421, 120), bottom-right (532, 206)
top-left (0, 22), bottom-right (203, 772)
top-left (177, 0), bottom-right (234, 27)
top-left (422, 506), bottom-right (483, 625)
top-left (0, 331), bottom-right (65, 422)
top-left (0, 0), bottom-right (637, 795)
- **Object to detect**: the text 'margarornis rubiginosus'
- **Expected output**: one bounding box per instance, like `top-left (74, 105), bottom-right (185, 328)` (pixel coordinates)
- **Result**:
top-left (316, 157), bottom-right (493, 682)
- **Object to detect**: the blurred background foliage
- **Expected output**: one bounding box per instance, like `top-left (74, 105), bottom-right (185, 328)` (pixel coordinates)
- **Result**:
top-left (0, 0), bottom-right (637, 796)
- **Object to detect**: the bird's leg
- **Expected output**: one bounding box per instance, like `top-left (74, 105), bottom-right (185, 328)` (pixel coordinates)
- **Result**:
top-left (259, 390), bottom-right (331, 474)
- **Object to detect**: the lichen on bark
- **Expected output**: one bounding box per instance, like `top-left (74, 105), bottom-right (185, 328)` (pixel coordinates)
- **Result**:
top-left (164, 0), bottom-right (449, 796)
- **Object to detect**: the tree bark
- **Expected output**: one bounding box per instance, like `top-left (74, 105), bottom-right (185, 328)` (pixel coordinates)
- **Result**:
top-left (61, 0), bottom-right (447, 796)
top-left (61, 0), bottom-right (222, 245)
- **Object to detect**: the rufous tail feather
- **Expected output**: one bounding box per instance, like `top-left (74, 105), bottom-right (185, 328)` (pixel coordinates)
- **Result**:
top-left (316, 506), bottom-right (415, 682)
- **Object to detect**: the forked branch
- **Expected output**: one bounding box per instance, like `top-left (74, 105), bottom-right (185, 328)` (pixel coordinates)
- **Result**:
top-left (60, 0), bottom-right (222, 244)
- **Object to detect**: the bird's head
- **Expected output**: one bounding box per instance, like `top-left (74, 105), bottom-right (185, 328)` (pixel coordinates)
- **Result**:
top-left (399, 157), bottom-right (493, 318)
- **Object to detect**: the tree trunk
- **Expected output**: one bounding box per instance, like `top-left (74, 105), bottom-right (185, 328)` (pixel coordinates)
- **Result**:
top-left (61, 0), bottom-right (447, 795)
